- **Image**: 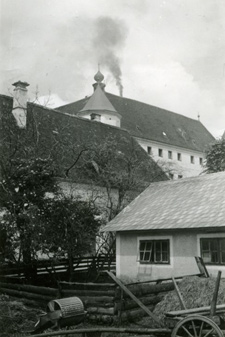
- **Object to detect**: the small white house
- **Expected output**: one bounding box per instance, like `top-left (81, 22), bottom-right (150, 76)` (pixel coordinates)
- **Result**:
top-left (104, 171), bottom-right (225, 282)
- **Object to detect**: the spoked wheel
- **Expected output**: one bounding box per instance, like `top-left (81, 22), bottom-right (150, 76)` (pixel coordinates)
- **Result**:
top-left (171, 315), bottom-right (223, 337)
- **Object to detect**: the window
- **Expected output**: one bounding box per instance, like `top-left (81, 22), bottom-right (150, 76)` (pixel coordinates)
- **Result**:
top-left (158, 149), bottom-right (163, 157)
top-left (177, 153), bottom-right (182, 161)
top-left (200, 238), bottom-right (225, 265)
top-left (178, 175), bottom-right (183, 179)
top-left (168, 150), bottom-right (173, 159)
top-left (190, 155), bottom-right (195, 164)
top-left (147, 146), bottom-right (152, 155)
top-left (139, 240), bottom-right (170, 264)
top-left (199, 157), bottom-right (203, 165)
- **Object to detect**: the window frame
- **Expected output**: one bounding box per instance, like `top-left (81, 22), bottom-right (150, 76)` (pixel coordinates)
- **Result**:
top-left (199, 157), bottom-right (203, 165)
top-left (147, 146), bottom-right (152, 155)
top-left (158, 148), bottom-right (163, 157)
top-left (190, 155), bottom-right (195, 164)
top-left (200, 238), bottom-right (225, 265)
top-left (138, 239), bottom-right (170, 265)
top-left (168, 150), bottom-right (173, 159)
top-left (177, 153), bottom-right (182, 161)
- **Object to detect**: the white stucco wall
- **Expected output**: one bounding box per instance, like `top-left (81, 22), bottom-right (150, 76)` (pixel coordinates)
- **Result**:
top-left (116, 230), bottom-right (225, 282)
top-left (136, 138), bottom-right (205, 178)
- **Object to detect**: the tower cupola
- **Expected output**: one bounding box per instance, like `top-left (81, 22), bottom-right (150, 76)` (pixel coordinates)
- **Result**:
top-left (93, 69), bottom-right (106, 92)
top-left (78, 69), bottom-right (121, 128)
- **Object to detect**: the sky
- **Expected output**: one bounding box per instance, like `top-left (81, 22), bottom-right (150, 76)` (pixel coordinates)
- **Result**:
top-left (1, 0), bottom-right (225, 137)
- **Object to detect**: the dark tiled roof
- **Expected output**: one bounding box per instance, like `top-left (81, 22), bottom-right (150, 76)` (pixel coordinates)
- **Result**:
top-left (0, 94), bottom-right (167, 185)
top-left (58, 92), bottom-right (215, 152)
top-left (104, 171), bottom-right (225, 232)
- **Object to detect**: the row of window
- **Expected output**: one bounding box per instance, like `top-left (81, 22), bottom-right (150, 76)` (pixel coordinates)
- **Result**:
top-left (139, 238), bottom-right (225, 265)
top-left (147, 146), bottom-right (203, 165)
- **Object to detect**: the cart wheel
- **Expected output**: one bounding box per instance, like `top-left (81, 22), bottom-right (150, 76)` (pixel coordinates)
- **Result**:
top-left (171, 315), bottom-right (223, 337)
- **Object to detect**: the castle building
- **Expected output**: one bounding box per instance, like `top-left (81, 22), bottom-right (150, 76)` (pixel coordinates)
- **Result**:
top-left (58, 71), bottom-right (215, 179)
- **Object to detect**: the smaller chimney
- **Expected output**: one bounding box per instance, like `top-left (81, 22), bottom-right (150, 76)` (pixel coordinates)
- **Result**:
top-left (91, 113), bottom-right (101, 122)
top-left (12, 81), bottom-right (29, 128)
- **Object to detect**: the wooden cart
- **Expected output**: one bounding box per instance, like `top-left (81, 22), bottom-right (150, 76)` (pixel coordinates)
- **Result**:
top-left (166, 305), bottom-right (225, 337)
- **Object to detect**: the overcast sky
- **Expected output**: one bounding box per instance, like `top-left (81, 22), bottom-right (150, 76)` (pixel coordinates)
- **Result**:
top-left (1, 0), bottom-right (225, 137)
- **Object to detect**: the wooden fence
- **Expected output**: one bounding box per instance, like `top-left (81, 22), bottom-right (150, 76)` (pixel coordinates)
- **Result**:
top-left (0, 278), bottom-right (175, 323)
top-left (0, 255), bottom-right (116, 284)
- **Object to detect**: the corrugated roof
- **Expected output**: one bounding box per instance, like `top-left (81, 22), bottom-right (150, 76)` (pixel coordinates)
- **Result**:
top-left (103, 171), bottom-right (225, 232)
top-left (80, 85), bottom-right (117, 113)
top-left (58, 92), bottom-right (215, 152)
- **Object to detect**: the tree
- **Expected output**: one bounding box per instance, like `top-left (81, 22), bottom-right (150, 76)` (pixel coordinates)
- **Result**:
top-left (204, 138), bottom-right (225, 173)
top-left (0, 158), bottom-right (58, 269)
top-left (38, 196), bottom-right (101, 280)
top-left (69, 135), bottom-right (166, 221)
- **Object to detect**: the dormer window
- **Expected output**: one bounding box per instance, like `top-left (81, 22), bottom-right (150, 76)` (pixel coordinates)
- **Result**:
top-left (91, 113), bottom-right (101, 122)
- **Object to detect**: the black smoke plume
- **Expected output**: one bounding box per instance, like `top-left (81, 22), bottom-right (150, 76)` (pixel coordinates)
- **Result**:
top-left (93, 17), bottom-right (127, 96)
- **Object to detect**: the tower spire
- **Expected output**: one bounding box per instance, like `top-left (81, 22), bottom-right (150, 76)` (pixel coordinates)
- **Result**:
top-left (93, 67), bottom-right (105, 91)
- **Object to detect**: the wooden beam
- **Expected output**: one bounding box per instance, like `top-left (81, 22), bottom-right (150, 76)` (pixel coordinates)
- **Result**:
top-left (27, 327), bottom-right (171, 337)
top-left (172, 277), bottom-right (186, 310)
top-left (166, 304), bottom-right (225, 317)
top-left (106, 271), bottom-right (162, 327)
top-left (210, 270), bottom-right (222, 317)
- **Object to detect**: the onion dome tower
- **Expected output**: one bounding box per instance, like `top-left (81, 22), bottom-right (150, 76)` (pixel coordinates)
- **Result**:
top-left (93, 70), bottom-right (106, 92)
top-left (78, 69), bottom-right (121, 127)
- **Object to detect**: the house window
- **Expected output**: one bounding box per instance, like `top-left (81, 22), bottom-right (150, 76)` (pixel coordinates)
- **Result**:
top-left (190, 155), bottom-right (195, 164)
top-left (139, 240), bottom-right (170, 264)
top-left (168, 150), bottom-right (173, 159)
top-left (199, 157), bottom-right (203, 165)
top-left (177, 153), bottom-right (182, 161)
top-left (158, 149), bottom-right (163, 157)
top-left (200, 238), bottom-right (225, 265)
top-left (147, 146), bottom-right (152, 155)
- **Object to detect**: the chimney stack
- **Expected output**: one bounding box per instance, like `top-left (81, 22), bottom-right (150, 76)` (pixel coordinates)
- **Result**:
top-left (12, 81), bottom-right (29, 128)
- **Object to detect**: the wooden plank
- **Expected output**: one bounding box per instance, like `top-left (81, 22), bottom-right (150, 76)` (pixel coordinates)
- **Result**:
top-left (0, 282), bottom-right (57, 296)
top-left (115, 281), bottom-right (174, 298)
top-left (210, 270), bottom-right (222, 317)
top-left (60, 289), bottom-right (115, 297)
top-left (172, 277), bottom-right (186, 310)
top-left (120, 294), bottom-right (163, 311)
top-left (59, 281), bottom-right (116, 290)
top-left (166, 304), bottom-right (225, 317)
top-left (27, 327), bottom-right (171, 337)
top-left (106, 271), bottom-right (162, 326)
top-left (195, 256), bottom-right (209, 277)
top-left (0, 287), bottom-right (53, 302)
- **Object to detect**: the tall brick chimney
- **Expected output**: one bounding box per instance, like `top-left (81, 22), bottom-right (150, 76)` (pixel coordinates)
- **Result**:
top-left (12, 81), bottom-right (29, 128)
